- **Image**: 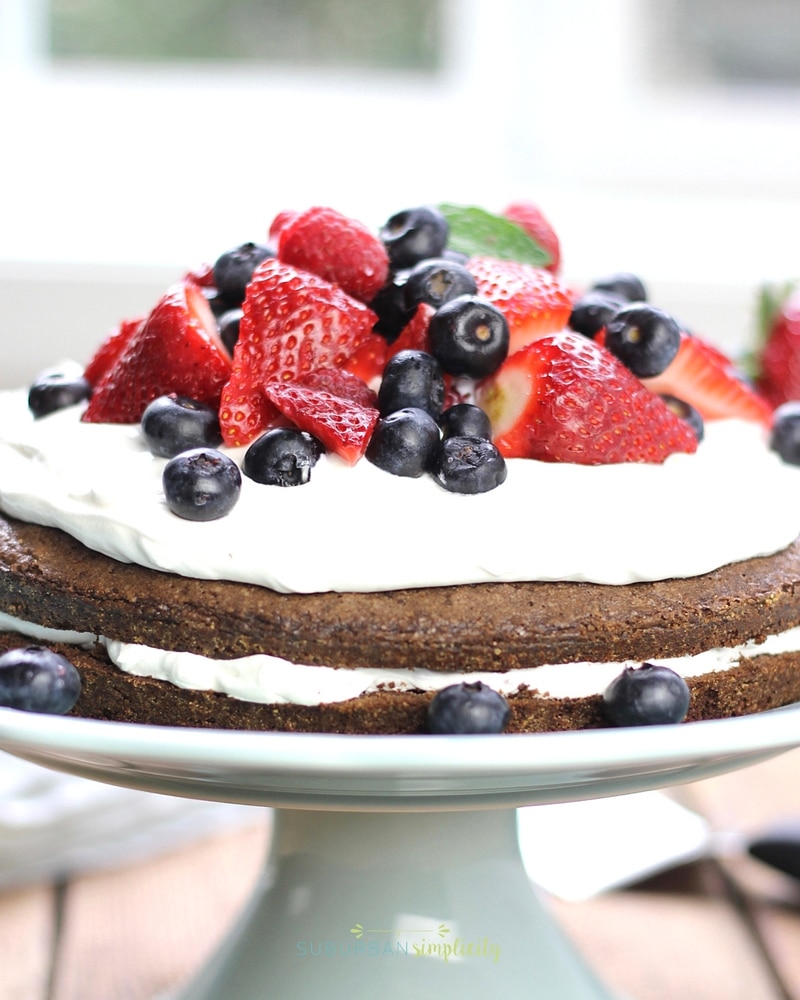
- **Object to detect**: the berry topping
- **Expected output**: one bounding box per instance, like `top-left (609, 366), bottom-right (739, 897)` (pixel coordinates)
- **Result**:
top-left (428, 295), bottom-right (510, 378)
top-left (379, 206), bottom-right (449, 270)
top-left (278, 206), bottom-right (389, 303)
top-left (643, 331), bottom-right (773, 427)
top-left (602, 663), bottom-right (691, 726)
top-left (466, 255), bottom-right (572, 356)
top-left (753, 282), bottom-right (800, 408)
top-left (82, 282), bottom-right (232, 424)
top-left (568, 290), bottom-right (627, 339)
top-left (28, 367), bottom-right (91, 418)
top-left (769, 402), bottom-right (800, 465)
top-left (377, 349), bottom-right (445, 418)
top-left (502, 199), bottom-right (561, 273)
top-left (213, 242), bottom-right (274, 308)
top-left (162, 448), bottom-right (241, 521)
top-left (591, 271), bottom-right (647, 303)
top-left (659, 394), bottom-right (704, 442)
top-left (427, 681), bottom-right (511, 734)
top-left (604, 304), bottom-right (682, 378)
top-left (0, 646), bottom-right (82, 715)
top-left (219, 259), bottom-right (377, 448)
top-left (296, 367), bottom-right (377, 409)
top-left (264, 382), bottom-right (379, 466)
top-left (476, 330), bottom-right (699, 464)
top-left (243, 427), bottom-right (322, 487)
top-left (365, 407), bottom-right (441, 478)
top-left (403, 258), bottom-right (478, 311)
top-left (370, 268), bottom-right (415, 342)
top-left (439, 402), bottom-right (493, 440)
top-left (83, 316), bottom-right (144, 387)
top-left (432, 436), bottom-right (507, 494)
top-left (141, 394), bottom-right (223, 458)
top-left (217, 308), bottom-right (243, 354)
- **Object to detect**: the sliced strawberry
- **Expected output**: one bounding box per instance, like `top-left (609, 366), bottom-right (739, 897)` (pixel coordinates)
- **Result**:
top-left (297, 367), bottom-right (377, 409)
top-left (277, 206), bottom-right (389, 303)
top-left (644, 332), bottom-right (773, 427)
top-left (341, 332), bottom-right (388, 387)
top-left (82, 283), bottom-right (231, 424)
top-left (83, 316), bottom-right (144, 388)
top-left (264, 382), bottom-right (379, 465)
top-left (476, 331), bottom-right (698, 464)
top-left (183, 261), bottom-right (216, 288)
top-left (267, 209), bottom-right (299, 246)
top-left (503, 200), bottom-right (562, 273)
top-left (219, 259), bottom-right (377, 447)
top-left (384, 303), bottom-right (434, 360)
top-left (754, 284), bottom-right (800, 407)
top-left (466, 256), bottom-right (572, 356)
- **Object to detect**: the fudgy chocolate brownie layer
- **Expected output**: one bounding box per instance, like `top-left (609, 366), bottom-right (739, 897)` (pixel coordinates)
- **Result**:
top-left (2, 513), bottom-right (800, 673)
top-left (1, 630), bottom-right (797, 734)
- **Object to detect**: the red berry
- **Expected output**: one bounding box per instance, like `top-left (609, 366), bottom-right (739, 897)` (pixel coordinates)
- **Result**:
top-left (476, 330), bottom-right (699, 464)
top-left (83, 316), bottom-right (144, 388)
top-left (297, 367), bottom-right (377, 409)
top-left (503, 200), bottom-right (562, 273)
top-left (82, 284), bottom-right (231, 424)
top-left (277, 206), bottom-right (389, 303)
top-left (219, 259), bottom-right (377, 447)
top-left (756, 285), bottom-right (800, 408)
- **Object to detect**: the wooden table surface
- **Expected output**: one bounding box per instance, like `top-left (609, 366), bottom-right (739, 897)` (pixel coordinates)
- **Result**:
top-left (2, 748), bottom-right (800, 1000)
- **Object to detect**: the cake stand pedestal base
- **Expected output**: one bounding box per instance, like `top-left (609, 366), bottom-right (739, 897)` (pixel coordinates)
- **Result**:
top-left (177, 807), bottom-right (621, 1000)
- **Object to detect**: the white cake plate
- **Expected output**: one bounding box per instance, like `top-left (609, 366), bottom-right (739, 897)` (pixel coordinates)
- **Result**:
top-left (2, 704), bottom-right (800, 1000)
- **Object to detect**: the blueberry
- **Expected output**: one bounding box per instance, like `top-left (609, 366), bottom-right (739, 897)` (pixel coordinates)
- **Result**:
top-left (428, 295), bottom-right (510, 378)
top-left (427, 681), bottom-right (510, 734)
top-left (659, 394), bottom-right (704, 442)
top-left (217, 307), bottom-right (243, 354)
top-left (28, 369), bottom-right (91, 418)
top-left (366, 407), bottom-right (440, 478)
top-left (243, 428), bottom-right (323, 486)
top-left (0, 646), bottom-right (81, 715)
top-left (369, 269), bottom-right (415, 343)
top-left (591, 272), bottom-right (648, 303)
top-left (378, 350), bottom-right (445, 418)
top-left (162, 448), bottom-right (241, 520)
top-left (602, 663), bottom-right (691, 727)
top-left (770, 402), bottom-right (800, 465)
top-left (379, 206), bottom-right (449, 270)
top-left (403, 258), bottom-right (477, 311)
top-left (568, 290), bottom-right (627, 339)
top-left (439, 402), bottom-right (492, 440)
top-left (432, 436), bottom-right (507, 494)
top-left (212, 242), bottom-right (274, 307)
top-left (604, 304), bottom-right (681, 378)
top-left (141, 394), bottom-right (223, 458)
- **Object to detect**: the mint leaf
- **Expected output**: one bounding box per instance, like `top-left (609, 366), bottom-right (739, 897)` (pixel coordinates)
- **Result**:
top-left (438, 203), bottom-right (551, 267)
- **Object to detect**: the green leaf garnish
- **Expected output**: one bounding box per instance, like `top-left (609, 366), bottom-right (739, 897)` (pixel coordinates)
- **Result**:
top-left (438, 203), bottom-right (551, 267)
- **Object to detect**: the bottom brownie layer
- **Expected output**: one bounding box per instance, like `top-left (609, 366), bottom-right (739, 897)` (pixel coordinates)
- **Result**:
top-left (2, 631), bottom-right (799, 734)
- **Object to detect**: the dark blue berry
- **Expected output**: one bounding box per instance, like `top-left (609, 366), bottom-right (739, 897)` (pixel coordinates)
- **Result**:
top-left (568, 290), bottom-right (627, 339)
top-left (0, 646), bottom-right (81, 715)
top-left (217, 308), bottom-right (243, 354)
top-left (604, 304), bottom-right (681, 378)
top-left (428, 295), bottom-right (509, 378)
top-left (602, 663), bottom-right (691, 726)
top-left (28, 369), bottom-right (91, 418)
top-left (770, 402), bottom-right (800, 465)
top-left (213, 242), bottom-right (274, 307)
top-left (369, 270), bottom-right (415, 343)
top-left (660, 394), bottom-right (704, 442)
top-left (380, 206), bottom-right (449, 270)
top-left (141, 394), bottom-right (223, 458)
top-left (427, 681), bottom-right (510, 734)
top-left (162, 448), bottom-right (241, 520)
top-left (591, 272), bottom-right (647, 303)
top-left (243, 428), bottom-right (323, 487)
top-left (439, 403), bottom-right (492, 440)
top-left (378, 350), bottom-right (445, 418)
top-left (432, 436), bottom-right (507, 494)
top-left (403, 258), bottom-right (477, 311)
top-left (366, 407), bottom-right (440, 478)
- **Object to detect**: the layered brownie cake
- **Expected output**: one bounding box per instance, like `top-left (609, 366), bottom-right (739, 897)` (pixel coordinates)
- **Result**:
top-left (1, 201), bottom-right (799, 733)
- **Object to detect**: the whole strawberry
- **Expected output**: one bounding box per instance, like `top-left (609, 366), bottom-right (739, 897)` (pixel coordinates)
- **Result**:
top-left (476, 330), bottom-right (699, 464)
top-left (219, 259), bottom-right (377, 447)
top-left (277, 206), bottom-right (389, 303)
top-left (466, 256), bottom-right (572, 356)
top-left (754, 283), bottom-right (800, 408)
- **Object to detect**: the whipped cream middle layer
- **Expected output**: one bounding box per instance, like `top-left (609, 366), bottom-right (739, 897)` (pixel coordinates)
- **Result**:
top-left (0, 383), bottom-right (798, 593)
top-left (2, 610), bottom-right (798, 705)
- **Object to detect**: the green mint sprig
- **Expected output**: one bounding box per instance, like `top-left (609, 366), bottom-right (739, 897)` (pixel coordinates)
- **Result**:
top-left (437, 203), bottom-right (551, 267)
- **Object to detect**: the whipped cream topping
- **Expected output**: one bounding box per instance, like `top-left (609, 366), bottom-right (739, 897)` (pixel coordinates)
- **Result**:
top-left (0, 381), bottom-right (798, 593)
top-left (2, 610), bottom-right (797, 705)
